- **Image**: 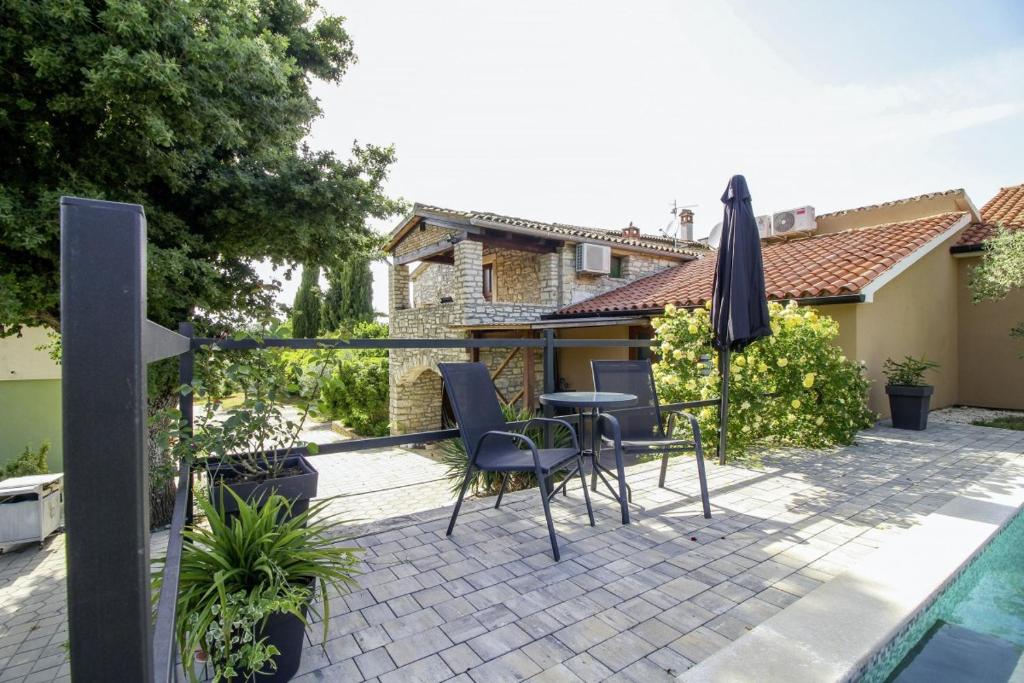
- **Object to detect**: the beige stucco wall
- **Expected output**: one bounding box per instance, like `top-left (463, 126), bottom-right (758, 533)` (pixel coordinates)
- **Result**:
top-left (556, 325), bottom-right (631, 392)
top-left (956, 257), bottom-right (1024, 409)
top-left (815, 193), bottom-right (970, 235)
top-left (852, 233), bottom-right (962, 417)
top-left (0, 327), bottom-right (61, 381)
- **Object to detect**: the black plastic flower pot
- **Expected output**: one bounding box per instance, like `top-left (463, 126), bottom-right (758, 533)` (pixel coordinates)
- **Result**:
top-left (885, 384), bottom-right (934, 430)
top-left (224, 600), bottom-right (309, 683)
top-left (206, 454), bottom-right (318, 523)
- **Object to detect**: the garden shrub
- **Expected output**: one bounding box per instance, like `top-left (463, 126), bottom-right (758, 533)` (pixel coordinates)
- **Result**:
top-left (653, 300), bottom-right (875, 458)
top-left (317, 355), bottom-right (390, 437)
top-left (2, 442), bottom-right (50, 478)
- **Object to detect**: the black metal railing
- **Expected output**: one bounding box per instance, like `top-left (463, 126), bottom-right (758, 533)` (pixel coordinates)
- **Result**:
top-left (61, 198), bottom-right (725, 682)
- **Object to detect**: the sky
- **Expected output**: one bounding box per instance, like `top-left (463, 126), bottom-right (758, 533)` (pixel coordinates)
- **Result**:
top-left (266, 0), bottom-right (1024, 315)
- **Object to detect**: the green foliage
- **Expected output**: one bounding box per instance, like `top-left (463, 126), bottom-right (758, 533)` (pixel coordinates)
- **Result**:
top-left (317, 357), bottom-right (389, 436)
top-left (0, 0), bottom-right (402, 337)
top-left (154, 491), bottom-right (360, 683)
top-left (277, 322), bottom-right (391, 436)
top-left (439, 404), bottom-right (572, 496)
top-left (167, 331), bottom-right (330, 479)
top-left (653, 301), bottom-right (875, 459)
top-left (972, 415), bottom-right (1024, 431)
top-left (322, 257), bottom-right (376, 331)
top-left (291, 266), bottom-right (323, 339)
top-left (2, 441), bottom-right (50, 478)
top-left (969, 226), bottom-right (1024, 344)
top-left (882, 356), bottom-right (939, 387)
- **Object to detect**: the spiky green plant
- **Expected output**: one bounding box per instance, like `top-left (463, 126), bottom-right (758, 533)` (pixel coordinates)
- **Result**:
top-left (153, 491), bottom-right (360, 683)
top-left (439, 404), bottom-right (572, 496)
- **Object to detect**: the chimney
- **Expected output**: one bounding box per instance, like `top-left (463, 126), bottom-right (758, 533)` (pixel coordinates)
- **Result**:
top-left (622, 221), bottom-right (641, 238)
top-left (677, 209), bottom-right (694, 242)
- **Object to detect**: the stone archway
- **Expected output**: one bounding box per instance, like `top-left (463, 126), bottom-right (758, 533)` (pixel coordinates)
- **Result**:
top-left (390, 364), bottom-right (444, 435)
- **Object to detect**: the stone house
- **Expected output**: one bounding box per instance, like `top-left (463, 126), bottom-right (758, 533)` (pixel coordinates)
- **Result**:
top-left (384, 204), bottom-right (705, 433)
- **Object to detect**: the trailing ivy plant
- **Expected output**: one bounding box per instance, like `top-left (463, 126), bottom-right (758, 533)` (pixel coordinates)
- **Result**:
top-left (153, 491), bottom-right (359, 683)
top-left (653, 300), bottom-right (875, 458)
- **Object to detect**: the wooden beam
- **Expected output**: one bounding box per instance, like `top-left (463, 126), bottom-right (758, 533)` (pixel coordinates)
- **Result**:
top-left (423, 217), bottom-right (483, 234)
top-left (523, 344), bottom-right (535, 410)
top-left (468, 230), bottom-right (561, 254)
top-left (394, 235), bottom-right (462, 265)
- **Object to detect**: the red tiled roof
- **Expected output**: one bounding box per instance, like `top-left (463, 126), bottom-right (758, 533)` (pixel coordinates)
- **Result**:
top-left (557, 212), bottom-right (968, 315)
top-left (955, 184), bottom-right (1024, 247)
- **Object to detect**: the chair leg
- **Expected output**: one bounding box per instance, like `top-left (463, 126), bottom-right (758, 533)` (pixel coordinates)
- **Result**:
top-left (537, 467), bottom-right (560, 561)
top-left (447, 466), bottom-right (475, 536)
top-left (658, 452), bottom-right (670, 488)
top-left (577, 454), bottom-right (594, 527)
top-left (590, 442), bottom-right (600, 493)
top-left (611, 441), bottom-right (630, 525)
top-left (495, 473), bottom-right (508, 509)
top-left (693, 433), bottom-right (712, 519)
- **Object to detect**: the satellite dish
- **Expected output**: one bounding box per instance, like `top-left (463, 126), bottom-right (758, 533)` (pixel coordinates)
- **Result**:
top-left (707, 222), bottom-right (723, 249)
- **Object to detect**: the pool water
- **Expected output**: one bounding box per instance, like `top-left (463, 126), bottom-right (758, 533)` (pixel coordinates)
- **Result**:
top-left (861, 509), bottom-right (1024, 683)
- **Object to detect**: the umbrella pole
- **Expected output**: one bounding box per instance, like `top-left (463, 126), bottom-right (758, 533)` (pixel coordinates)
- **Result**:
top-left (718, 346), bottom-right (730, 465)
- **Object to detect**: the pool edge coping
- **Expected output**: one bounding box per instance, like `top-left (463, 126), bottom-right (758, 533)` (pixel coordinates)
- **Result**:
top-left (678, 459), bottom-right (1024, 683)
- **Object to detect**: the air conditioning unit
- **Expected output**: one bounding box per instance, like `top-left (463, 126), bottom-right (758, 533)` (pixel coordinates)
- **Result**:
top-left (755, 215), bottom-right (772, 239)
top-left (772, 206), bottom-right (816, 236)
top-left (575, 243), bottom-right (611, 274)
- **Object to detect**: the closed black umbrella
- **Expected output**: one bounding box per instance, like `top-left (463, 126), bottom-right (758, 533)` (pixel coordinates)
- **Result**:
top-left (711, 175), bottom-right (771, 463)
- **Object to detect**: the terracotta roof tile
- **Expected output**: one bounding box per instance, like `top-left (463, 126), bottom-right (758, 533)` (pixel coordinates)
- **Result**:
top-left (955, 184), bottom-right (1024, 247)
top-left (556, 212), bottom-right (967, 316)
top-left (389, 203), bottom-right (706, 257)
top-left (817, 188), bottom-right (965, 219)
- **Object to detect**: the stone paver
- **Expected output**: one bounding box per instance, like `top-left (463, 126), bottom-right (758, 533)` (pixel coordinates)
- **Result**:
top-left (1, 422), bottom-right (1023, 682)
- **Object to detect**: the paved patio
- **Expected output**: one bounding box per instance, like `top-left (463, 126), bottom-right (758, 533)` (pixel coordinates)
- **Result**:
top-left (1, 422), bottom-right (1022, 683)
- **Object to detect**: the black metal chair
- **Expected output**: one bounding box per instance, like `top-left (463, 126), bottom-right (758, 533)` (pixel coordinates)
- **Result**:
top-left (438, 362), bottom-right (594, 561)
top-left (592, 360), bottom-right (711, 519)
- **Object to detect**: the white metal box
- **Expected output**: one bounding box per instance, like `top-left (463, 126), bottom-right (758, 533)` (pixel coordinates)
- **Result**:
top-left (0, 473), bottom-right (64, 548)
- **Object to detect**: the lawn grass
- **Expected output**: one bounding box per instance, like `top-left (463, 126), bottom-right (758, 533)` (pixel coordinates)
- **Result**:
top-left (972, 416), bottom-right (1024, 431)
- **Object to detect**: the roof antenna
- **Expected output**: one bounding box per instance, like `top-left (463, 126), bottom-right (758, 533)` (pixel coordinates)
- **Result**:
top-left (661, 199), bottom-right (698, 247)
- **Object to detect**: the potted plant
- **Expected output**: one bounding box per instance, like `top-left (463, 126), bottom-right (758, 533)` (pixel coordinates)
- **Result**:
top-left (178, 337), bottom-right (331, 520)
top-left (156, 490), bottom-right (359, 683)
top-left (883, 356), bottom-right (940, 430)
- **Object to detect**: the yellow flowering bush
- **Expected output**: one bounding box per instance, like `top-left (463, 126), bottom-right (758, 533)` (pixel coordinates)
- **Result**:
top-left (653, 301), bottom-right (875, 458)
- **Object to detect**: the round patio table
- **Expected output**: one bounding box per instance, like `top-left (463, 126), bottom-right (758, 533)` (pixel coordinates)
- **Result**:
top-left (538, 391), bottom-right (637, 524)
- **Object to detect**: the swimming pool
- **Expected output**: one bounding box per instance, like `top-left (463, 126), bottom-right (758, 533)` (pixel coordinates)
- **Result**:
top-left (860, 508), bottom-right (1024, 682)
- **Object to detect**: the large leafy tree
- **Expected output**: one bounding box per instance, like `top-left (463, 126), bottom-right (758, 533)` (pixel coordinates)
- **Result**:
top-left (0, 0), bottom-right (401, 524)
top-left (0, 0), bottom-right (400, 336)
top-left (970, 226), bottom-right (1024, 342)
top-left (322, 257), bottom-right (374, 330)
top-left (291, 265), bottom-right (322, 338)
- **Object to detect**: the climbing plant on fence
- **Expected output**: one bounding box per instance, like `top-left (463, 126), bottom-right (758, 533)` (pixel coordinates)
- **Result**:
top-left (653, 301), bottom-right (875, 458)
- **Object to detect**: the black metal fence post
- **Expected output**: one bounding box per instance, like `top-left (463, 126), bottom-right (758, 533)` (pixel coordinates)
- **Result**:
top-left (179, 322), bottom-right (195, 527)
top-left (542, 329), bottom-right (555, 447)
top-left (61, 197), bottom-right (153, 682)
top-left (718, 346), bottom-right (731, 465)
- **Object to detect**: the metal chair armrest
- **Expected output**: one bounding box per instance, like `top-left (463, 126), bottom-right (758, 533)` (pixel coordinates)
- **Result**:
top-left (522, 417), bottom-right (580, 451)
top-left (472, 430), bottom-right (542, 469)
top-left (662, 409), bottom-right (701, 441)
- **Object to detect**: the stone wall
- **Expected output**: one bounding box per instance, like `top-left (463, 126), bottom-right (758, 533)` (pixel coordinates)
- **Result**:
top-left (477, 345), bottom-right (545, 411)
top-left (561, 244), bottom-right (679, 305)
top-left (388, 304), bottom-right (469, 434)
top-left (485, 247), bottom-right (542, 304)
top-left (412, 263), bottom-right (454, 307)
top-left (393, 224), bottom-right (455, 259)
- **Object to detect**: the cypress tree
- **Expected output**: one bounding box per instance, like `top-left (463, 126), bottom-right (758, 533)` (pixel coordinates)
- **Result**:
top-left (322, 258), bottom-right (375, 330)
top-left (292, 266), bottom-right (323, 338)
